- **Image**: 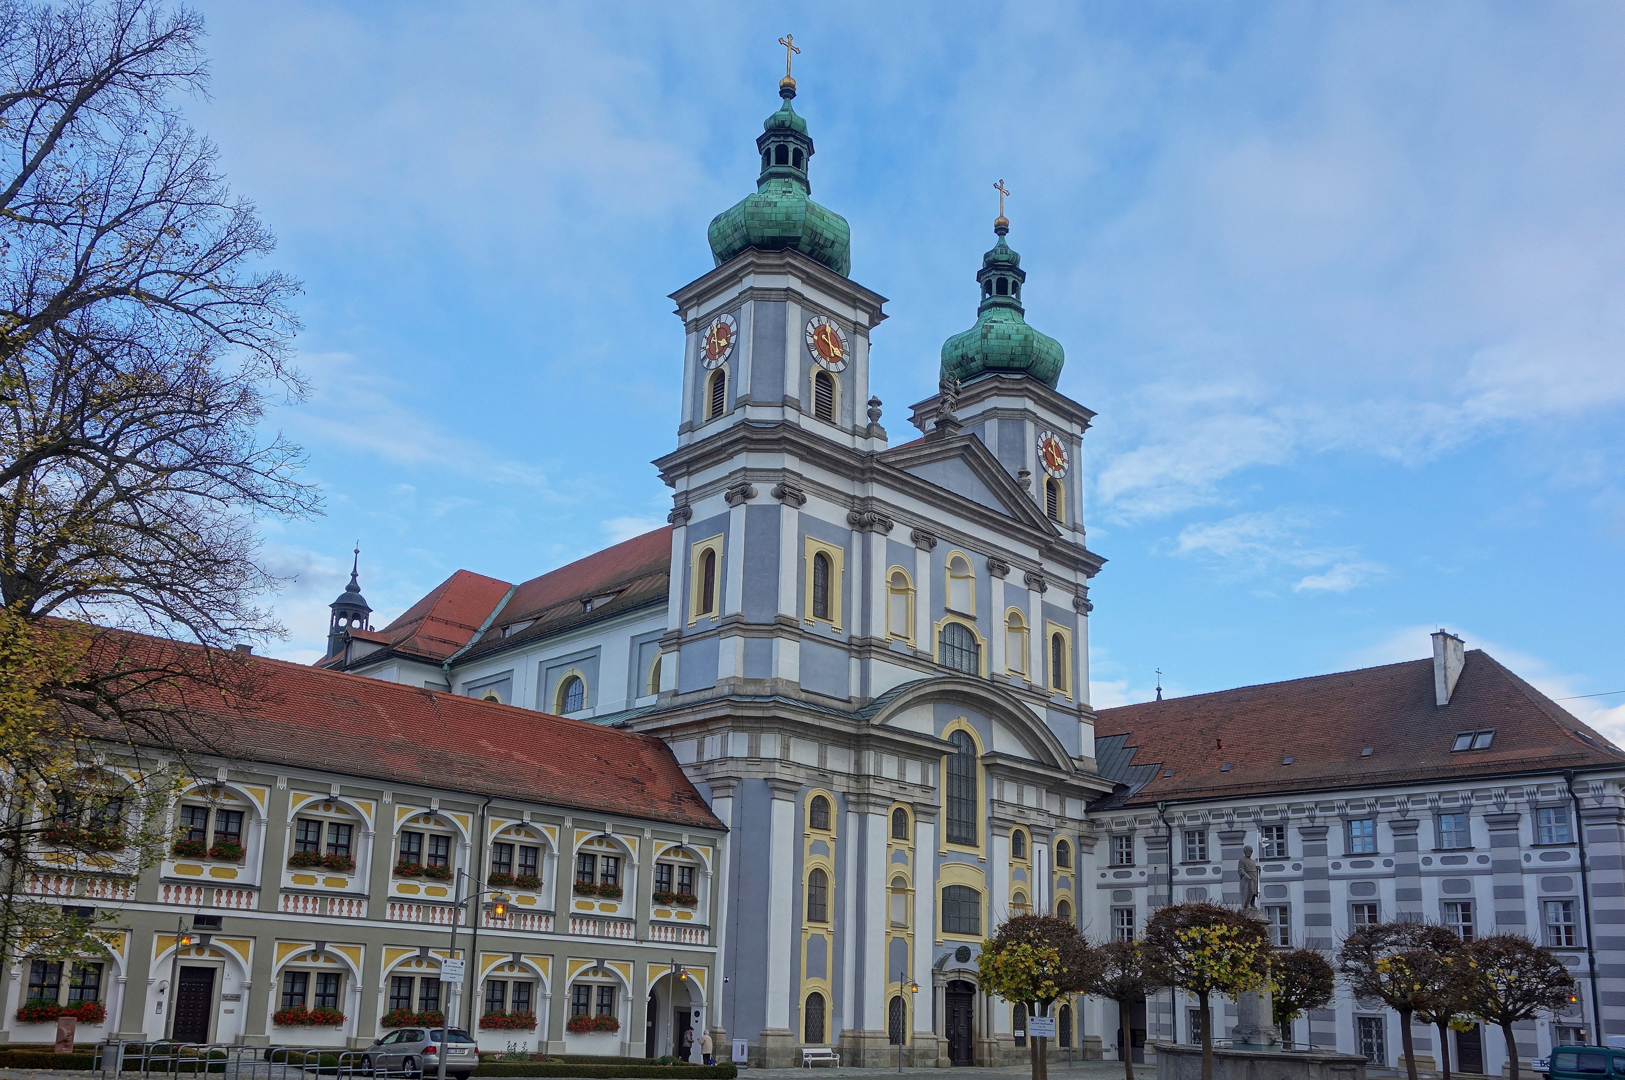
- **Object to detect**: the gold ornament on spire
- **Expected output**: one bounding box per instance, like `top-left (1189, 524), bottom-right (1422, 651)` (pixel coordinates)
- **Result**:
top-left (778, 33), bottom-right (800, 90)
top-left (993, 179), bottom-right (1011, 230)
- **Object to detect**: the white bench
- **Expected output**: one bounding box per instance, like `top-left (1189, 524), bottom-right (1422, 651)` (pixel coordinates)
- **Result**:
top-left (801, 1047), bottom-right (840, 1068)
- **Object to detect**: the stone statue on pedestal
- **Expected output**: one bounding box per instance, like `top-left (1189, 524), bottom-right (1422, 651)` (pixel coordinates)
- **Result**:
top-left (1231, 845), bottom-right (1278, 1049)
top-left (1238, 844), bottom-right (1261, 912)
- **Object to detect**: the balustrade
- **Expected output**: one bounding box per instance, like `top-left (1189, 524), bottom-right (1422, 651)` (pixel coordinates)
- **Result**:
top-left (569, 915), bottom-right (635, 939)
top-left (211, 888), bottom-right (257, 910)
top-left (160, 883), bottom-right (205, 906)
top-left (482, 910), bottom-right (552, 933)
top-left (649, 922), bottom-right (709, 946)
top-left (387, 900), bottom-right (463, 926)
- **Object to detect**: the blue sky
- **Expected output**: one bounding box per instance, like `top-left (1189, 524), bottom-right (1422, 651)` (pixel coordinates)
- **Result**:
top-left (187, 2), bottom-right (1625, 738)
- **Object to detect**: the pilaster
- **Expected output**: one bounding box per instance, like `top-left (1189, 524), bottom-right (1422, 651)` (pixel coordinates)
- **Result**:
top-left (1485, 811), bottom-right (1525, 933)
top-left (762, 779), bottom-right (800, 1064)
top-left (1389, 817), bottom-right (1423, 919)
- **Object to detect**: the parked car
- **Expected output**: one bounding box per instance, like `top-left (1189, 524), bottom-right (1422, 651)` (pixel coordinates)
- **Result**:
top-left (360, 1027), bottom-right (478, 1079)
top-left (1549, 1047), bottom-right (1625, 1080)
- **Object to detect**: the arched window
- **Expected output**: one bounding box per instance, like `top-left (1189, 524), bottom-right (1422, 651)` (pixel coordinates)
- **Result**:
top-left (996, 277), bottom-right (1010, 296)
top-left (939, 621), bottom-right (980, 676)
top-left (1056, 838), bottom-right (1072, 868)
top-left (813, 370), bottom-right (835, 422)
top-left (804, 992), bottom-right (826, 1044)
top-left (557, 675), bottom-right (585, 713)
top-left (1059, 1004), bottom-right (1073, 1048)
top-left (983, 279), bottom-right (993, 297)
top-left (887, 569), bottom-right (913, 641)
top-left (945, 730), bottom-right (977, 845)
top-left (707, 368), bottom-right (727, 420)
top-left (812, 552), bottom-right (831, 620)
top-left (1045, 477), bottom-right (1063, 523)
top-left (888, 995), bottom-right (905, 1046)
top-left (1057, 898), bottom-right (1072, 922)
top-left (806, 868), bottom-right (829, 922)
top-left (1012, 829), bottom-right (1027, 860)
top-left (762, 151), bottom-right (770, 170)
top-left (946, 553), bottom-right (974, 613)
top-left (1012, 890), bottom-right (1030, 915)
top-left (891, 807), bottom-right (909, 840)
top-left (1051, 632), bottom-right (1068, 692)
top-left (808, 795), bottom-right (831, 831)
top-left (775, 144), bottom-right (790, 167)
top-left (647, 654), bottom-right (662, 697)
top-left (941, 884), bottom-right (981, 935)
top-left (1005, 609), bottom-right (1028, 676)
top-left (890, 875), bottom-right (909, 926)
top-left (698, 548), bottom-right (717, 616)
top-left (792, 148), bottom-right (805, 170)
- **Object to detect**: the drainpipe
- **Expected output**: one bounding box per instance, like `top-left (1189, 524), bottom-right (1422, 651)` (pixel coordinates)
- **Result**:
top-left (465, 796), bottom-right (493, 1032)
top-left (1562, 771), bottom-right (1602, 1047)
top-left (1157, 802), bottom-right (1174, 1046)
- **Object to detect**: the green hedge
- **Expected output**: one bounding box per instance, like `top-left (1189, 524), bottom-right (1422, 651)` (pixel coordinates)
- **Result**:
top-left (473, 1065), bottom-right (737, 1079)
top-left (0, 1051), bottom-right (98, 1069)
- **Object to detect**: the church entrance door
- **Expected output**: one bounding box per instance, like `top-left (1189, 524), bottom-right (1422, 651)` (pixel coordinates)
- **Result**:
top-left (646, 991), bottom-right (658, 1059)
top-left (945, 981), bottom-right (975, 1066)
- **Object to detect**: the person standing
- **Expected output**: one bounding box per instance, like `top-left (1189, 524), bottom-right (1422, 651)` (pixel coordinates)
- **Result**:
top-left (682, 1025), bottom-right (695, 1063)
top-left (700, 1030), bottom-right (714, 1066)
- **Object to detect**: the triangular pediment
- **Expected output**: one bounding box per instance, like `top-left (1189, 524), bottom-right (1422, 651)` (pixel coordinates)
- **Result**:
top-left (879, 433), bottom-right (1057, 532)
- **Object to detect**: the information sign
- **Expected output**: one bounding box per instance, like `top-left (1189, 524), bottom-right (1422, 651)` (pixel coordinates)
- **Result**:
top-left (1026, 1016), bottom-right (1056, 1039)
top-left (440, 958), bottom-right (466, 985)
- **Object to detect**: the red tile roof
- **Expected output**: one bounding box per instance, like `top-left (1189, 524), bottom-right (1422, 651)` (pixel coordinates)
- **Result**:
top-left (96, 628), bottom-right (721, 829)
top-left (457, 527), bottom-right (672, 660)
top-left (1093, 650), bottom-right (1623, 808)
top-left (357, 569), bottom-right (514, 664)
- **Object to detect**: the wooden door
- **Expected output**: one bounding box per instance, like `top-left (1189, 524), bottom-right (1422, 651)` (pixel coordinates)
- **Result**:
top-left (945, 981), bottom-right (975, 1066)
top-left (1457, 1025), bottom-right (1484, 1074)
top-left (171, 966), bottom-right (215, 1043)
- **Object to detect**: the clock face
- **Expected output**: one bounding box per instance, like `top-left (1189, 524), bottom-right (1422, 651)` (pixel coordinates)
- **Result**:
top-left (1037, 430), bottom-right (1069, 478)
top-left (804, 315), bottom-right (849, 372)
top-left (700, 313), bottom-right (737, 369)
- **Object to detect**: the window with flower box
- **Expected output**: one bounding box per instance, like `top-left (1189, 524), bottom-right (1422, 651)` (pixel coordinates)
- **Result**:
top-left (394, 826), bottom-right (452, 880)
top-left (172, 801), bottom-right (247, 861)
top-left (653, 860), bottom-right (698, 905)
top-left (288, 813), bottom-right (357, 873)
top-left (489, 840), bottom-right (543, 889)
top-left (281, 971), bottom-right (309, 1008)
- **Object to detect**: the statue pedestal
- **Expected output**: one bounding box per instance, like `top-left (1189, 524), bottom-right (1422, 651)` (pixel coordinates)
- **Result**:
top-left (1232, 986), bottom-right (1280, 1050)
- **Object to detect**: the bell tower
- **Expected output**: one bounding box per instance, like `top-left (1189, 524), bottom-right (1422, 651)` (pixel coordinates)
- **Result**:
top-left (326, 546), bottom-right (373, 658)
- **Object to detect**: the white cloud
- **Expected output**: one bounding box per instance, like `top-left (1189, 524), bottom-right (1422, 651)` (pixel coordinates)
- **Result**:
top-left (602, 516), bottom-right (667, 544)
top-left (1170, 508), bottom-right (1386, 593)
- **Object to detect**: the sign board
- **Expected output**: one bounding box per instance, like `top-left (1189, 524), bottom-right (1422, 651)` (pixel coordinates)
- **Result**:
top-left (732, 1040), bottom-right (749, 1064)
top-left (1026, 1016), bottom-right (1056, 1039)
top-left (440, 958), bottom-right (466, 985)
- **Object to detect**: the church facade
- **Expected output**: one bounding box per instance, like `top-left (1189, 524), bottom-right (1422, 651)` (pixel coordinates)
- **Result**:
top-left (324, 71), bottom-right (1625, 1071)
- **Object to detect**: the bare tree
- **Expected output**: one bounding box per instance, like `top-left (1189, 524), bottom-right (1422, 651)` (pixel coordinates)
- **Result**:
top-left (0, 0), bottom-right (315, 648)
top-left (1338, 921), bottom-right (1463, 1080)
top-left (1462, 935), bottom-right (1578, 1080)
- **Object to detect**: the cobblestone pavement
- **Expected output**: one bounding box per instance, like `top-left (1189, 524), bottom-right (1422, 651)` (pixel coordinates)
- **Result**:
top-left (746, 1060), bottom-right (1129, 1080)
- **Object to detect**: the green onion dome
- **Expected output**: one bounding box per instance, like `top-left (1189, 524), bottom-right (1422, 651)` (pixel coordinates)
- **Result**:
top-left (939, 219), bottom-right (1064, 389)
top-left (707, 81), bottom-right (851, 277)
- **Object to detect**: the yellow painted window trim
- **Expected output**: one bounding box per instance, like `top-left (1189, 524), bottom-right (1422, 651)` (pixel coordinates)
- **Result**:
top-left (1003, 606), bottom-right (1029, 677)
top-left (552, 667), bottom-right (589, 713)
top-left (705, 367), bottom-right (728, 421)
top-left (885, 565), bottom-right (915, 644)
top-left (943, 549), bottom-right (976, 617)
top-left (807, 365), bottom-right (841, 424)
top-left (1044, 475), bottom-right (1066, 525)
top-left (646, 652), bottom-right (663, 697)
top-left (934, 616), bottom-right (988, 679)
top-left (802, 537), bottom-right (845, 631)
top-left (1010, 828), bottom-right (1030, 864)
top-left (1046, 620), bottom-right (1074, 699)
top-left (804, 788), bottom-right (838, 837)
top-left (688, 534), bottom-right (724, 625)
top-left (939, 718), bottom-right (987, 854)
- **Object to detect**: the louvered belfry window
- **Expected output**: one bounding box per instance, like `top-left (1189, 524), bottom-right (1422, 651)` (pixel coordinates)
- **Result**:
top-left (708, 369), bottom-right (726, 419)
top-left (813, 370), bottom-right (834, 422)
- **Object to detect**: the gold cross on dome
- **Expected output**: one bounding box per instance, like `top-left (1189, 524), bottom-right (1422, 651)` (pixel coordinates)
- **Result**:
top-left (994, 179), bottom-right (1010, 218)
top-left (779, 34), bottom-right (800, 79)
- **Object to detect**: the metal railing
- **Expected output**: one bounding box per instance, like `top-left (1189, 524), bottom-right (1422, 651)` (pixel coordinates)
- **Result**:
top-left (94, 1041), bottom-right (447, 1080)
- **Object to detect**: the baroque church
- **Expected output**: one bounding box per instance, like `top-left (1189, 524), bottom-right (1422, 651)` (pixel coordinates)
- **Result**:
top-left (322, 64), bottom-right (1625, 1072)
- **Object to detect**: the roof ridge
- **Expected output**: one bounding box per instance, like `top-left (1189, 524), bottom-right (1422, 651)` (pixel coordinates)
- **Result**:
top-left (1098, 654), bottom-right (1435, 716)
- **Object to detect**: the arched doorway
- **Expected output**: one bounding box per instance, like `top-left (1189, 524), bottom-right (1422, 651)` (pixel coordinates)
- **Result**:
top-left (945, 980), bottom-right (975, 1066)
top-left (643, 971), bottom-right (699, 1060)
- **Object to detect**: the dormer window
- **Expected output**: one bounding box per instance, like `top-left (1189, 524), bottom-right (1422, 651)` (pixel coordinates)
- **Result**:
top-left (1452, 730), bottom-right (1495, 751)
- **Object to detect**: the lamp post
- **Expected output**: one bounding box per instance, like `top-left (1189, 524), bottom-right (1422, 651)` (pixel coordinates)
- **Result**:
top-left (896, 971), bottom-right (920, 1073)
top-left (162, 917), bottom-right (195, 1043)
top-left (437, 869), bottom-right (510, 1080)
top-left (668, 961), bottom-right (690, 1061)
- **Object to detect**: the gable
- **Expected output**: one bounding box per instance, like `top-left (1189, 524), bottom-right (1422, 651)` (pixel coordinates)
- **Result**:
top-left (880, 433), bottom-right (1056, 531)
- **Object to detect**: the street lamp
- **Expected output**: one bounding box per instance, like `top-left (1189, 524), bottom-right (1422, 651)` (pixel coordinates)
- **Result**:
top-left (436, 869), bottom-right (511, 1080)
top-left (896, 971), bottom-right (920, 1073)
top-left (162, 917), bottom-right (196, 1042)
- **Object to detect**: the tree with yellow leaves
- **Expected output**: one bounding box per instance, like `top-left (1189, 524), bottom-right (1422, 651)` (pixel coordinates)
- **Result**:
top-left (1143, 903), bottom-right (1272, 1080)
top-left (1338, 921), bottom-right (1464, 1080)
top-left (979, 914), bottom-right (1102, 1080)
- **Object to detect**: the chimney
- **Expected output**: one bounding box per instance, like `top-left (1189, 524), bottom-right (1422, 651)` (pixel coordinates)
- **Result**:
top-left (1432, 629), bottom-right (1465, 706)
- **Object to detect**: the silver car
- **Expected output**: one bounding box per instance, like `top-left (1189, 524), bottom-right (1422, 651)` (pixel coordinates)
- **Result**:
top-left (360, 1027), bottom-right (477, 1079)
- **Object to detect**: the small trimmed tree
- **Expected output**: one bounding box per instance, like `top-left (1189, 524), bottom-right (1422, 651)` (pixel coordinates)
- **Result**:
top-left (1338, 921), bottom-right (1463, 1080)
top-left (1089, 940), bottom-right (1156, 1080)
top-left (978, 914), bottom-right (1102, 1080)
top-left (1271, 948), bottom-right (1335, 1049)
top-left (1411, 943), bottom-right (1476, 1080)
top-left (1143, 903), bottom-right (1272, 1080)
top-left (1462, 935), bottom-right (1578, 1080)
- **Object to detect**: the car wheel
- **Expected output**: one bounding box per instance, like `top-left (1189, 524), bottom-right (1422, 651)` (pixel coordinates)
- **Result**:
top-left (360, 1056), bottom-right (373, 1077)
top-left (403, 1056), bottom-right (420, 1079)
